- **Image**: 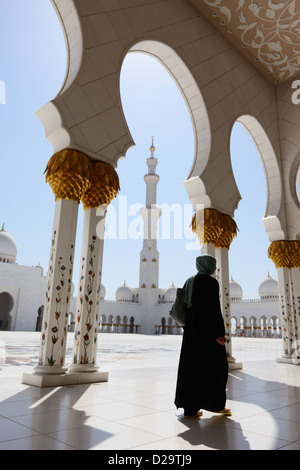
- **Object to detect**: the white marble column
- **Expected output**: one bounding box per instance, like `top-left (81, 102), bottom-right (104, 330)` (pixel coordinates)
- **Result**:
top-left (215, 247), bottom-right (242, 369)
top-left (34, 199), bottom-right (79, 375)
top-left (276, 267), bottom-right (299, 363)
top-left (290, 267), bottom-right (300, 339)
top-left (201, 243), bottom-right (215, 256)
top-left (69, 207), bottom-right (106, 373)
top-left (268, 240), bottom-right (300, 364)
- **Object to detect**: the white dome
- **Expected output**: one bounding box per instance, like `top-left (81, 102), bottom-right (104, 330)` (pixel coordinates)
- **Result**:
top-left (100, 284), bottom-right (106, 299)
top-left (259, 273), bottom-right (278, 299)
top-left (0, 226), bottom-right (17, 263)
top-left (164, 282), bottom-right (177, 302)
top-left (116, 282), bottom-right (133, 302)
top-left (229, 276), bottom-right (243, 300)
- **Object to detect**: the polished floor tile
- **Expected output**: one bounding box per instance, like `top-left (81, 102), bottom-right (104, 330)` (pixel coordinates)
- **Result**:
top-left (48, 420), bottom-right (163, 450)
top-left (1, 333), bottom-right (300, 450)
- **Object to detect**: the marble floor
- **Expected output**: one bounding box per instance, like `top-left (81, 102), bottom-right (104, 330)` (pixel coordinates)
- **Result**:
top-left (0, 332), bottom-right (300, 451)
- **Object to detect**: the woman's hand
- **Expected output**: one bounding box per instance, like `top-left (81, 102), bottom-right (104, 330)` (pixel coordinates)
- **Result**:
top-left (216, 336), bottom-right (226, 346)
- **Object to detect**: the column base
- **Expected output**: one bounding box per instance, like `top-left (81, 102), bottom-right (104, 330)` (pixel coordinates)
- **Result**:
top-left (228, 356), bottom-right (243, 370)
top-left (33, 365), bottom-right (69, 375)
top-left (228, 361), bottom-right (243, 370)
top-left (22, 370), bottom-right (109, 388)
top-left (68, 363), bottom-right (100, 373)
top-left (276, 355), bottom-right (300, 365)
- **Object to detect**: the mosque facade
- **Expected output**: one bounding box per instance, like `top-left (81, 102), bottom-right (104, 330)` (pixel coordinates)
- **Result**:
top-left (0, 146), bottom-right (281, 337)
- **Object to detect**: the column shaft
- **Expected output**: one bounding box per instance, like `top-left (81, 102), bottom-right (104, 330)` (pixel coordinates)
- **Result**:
top-left (277, 268), bottom-right (297, 359)
top-left (290, 268), bottom-right (300, 338)
top-left (215, 248), bottom-right (234, 360)
top-left (35, 199), bottom-right (78, 375)
top-left (70, 207), bottom-right (105, 372)
top-left (201, 244), bottom-right (215, 256)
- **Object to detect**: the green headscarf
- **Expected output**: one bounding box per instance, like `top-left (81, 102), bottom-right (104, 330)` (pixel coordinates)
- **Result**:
top-left (184, 255), bottom-right (217, 309)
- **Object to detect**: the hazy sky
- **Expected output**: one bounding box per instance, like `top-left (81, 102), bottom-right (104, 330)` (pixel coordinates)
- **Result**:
top-left (0, 0), bottom-right (277, 301)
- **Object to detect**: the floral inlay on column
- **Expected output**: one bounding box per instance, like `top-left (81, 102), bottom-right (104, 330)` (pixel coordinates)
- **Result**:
top-left (269, 241), bottom-right (300, 359)
top-left (74, 236), bottom-right (98, 365)
top-left (70, 160), bottom-right (120, 373)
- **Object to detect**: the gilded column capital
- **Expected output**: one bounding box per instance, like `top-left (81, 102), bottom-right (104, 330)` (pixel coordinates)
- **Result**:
top-left (81, 161), bottom-right (120, 210)
top-left (191, 208), bottom-right (237, 249)
top-left (268, 240), bottom-right (300, 269)
top-left (44, 149), bottom-right (93, 203)
top-left (215, 214), bottom-right (238, 249)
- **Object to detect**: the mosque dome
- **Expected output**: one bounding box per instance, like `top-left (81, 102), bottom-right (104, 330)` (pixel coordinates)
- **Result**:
top-left (116, 282), bottom-right (133, 302)
top-left (100, 284), bottom-right (106, 299)
top-left (229, 276), bottom-right (243, 301)
top-left (164, 282), bottom-right (177, 303)
top-left (0, 225), bottom-right (17, 263)
top-left (259, 273), bottom-right (279, 300)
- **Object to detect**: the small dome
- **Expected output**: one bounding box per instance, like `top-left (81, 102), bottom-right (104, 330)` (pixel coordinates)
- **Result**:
top-left (116, 282), bottom-right (133, 302)
top-left (164, 282), bottom-right (177, 302)
top-left (0, 225), bottom-right (17, 263)
top-left (259, 273), bottom-right (278, 299)
top-left (229, 276), bottom-right (243, 300)
top-left (100, 284), bottom-right (106, 299)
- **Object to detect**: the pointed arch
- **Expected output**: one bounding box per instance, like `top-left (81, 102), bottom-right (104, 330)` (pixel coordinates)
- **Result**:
top-left (235, 115), bottom-right (282, 219)
top-left (231, 115), bottom-right (285, 241)
top-left (123, 40), bottom-right (211, 206)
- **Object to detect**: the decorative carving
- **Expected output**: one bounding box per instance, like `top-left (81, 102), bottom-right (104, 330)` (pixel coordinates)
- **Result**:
top-left (81, 162), bottom-right (120, 210)
top-left (268, 240), bottom-right (300, 268)
top-left (44, 150), bottom-right (92, 203)
top-left (190, 0), bottom-right (300, 84)
top-left (191, 209), bottom-right (238, 249)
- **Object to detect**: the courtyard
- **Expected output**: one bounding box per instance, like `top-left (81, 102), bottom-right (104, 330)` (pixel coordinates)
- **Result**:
top-left (0, 332), bottom-right (300, 450)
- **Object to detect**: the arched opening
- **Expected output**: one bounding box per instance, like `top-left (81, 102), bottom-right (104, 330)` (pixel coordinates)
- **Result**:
top-left (0, 292), bottom-right (14, 331)
top-left (102, 41), bottom-right (210, 302)
top-left (168, 317), bottom-right (173, 335)
top-left (230, 119), bottom-right (280, 300)
top-left (161, 317), bottom-right (166, 335)
top-left (36, 305), bottom-right (44, 332)
top-left (129, 316), bottom-right (135, 334)
top-left (108, 314), bottom-right (113, 333)
top-left (240, 316), bottom-right (247, 337)
top-left (123, 316), bottom-right (128, 334)
top-left (250, 316), bottom-right (257, 338)
top-left (231, 317), bottom-right (237, 336)
top-left (260, 316), bottom-right (267, 338)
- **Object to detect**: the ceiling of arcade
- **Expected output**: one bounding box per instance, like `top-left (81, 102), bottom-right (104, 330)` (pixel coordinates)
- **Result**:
top-left (188, 0), bottom-right (300, 86)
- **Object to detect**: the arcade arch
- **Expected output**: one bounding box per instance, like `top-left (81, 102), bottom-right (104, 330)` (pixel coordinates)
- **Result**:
top-left (0, 292), bottom-right (14, 331)
top-left (234, 115), bottom-right (282, 220)
top-left (125, 40), bottom-right (211, 183)
top-left (229, 118), bottom-right (280, 288)
top-left (27, 1), bottom-right (300, 384)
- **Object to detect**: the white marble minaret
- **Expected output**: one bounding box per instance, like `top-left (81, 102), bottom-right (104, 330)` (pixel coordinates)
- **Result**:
top-left (139, 139), bottom-right (162, 333)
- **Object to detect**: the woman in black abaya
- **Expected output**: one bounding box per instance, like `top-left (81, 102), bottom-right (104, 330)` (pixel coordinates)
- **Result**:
top-left (174, 254), bottom-right (230, 418)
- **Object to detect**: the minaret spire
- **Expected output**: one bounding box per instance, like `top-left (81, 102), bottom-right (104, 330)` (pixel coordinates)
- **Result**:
top-left (139, 139), bottom-right (162, 292)
top-left (150, 137), bottom-right (155, 157)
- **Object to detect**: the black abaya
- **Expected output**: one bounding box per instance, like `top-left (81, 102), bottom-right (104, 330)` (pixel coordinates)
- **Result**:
top-left (174, 274), bottom-right (228, 413)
